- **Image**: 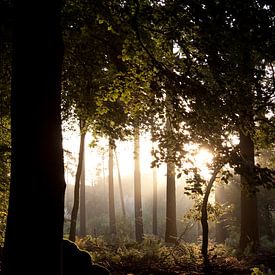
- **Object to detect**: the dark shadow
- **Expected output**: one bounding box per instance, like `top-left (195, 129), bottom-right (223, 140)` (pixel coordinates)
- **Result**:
top-left (63, 239), bottom-right (110, 275)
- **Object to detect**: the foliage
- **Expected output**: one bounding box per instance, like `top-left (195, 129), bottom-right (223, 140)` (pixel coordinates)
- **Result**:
top-left (75, 236), bottom-right (259, 274)
top-left (183, 198), bottom-right (227, 223)
top-left (77, 235), bottom-right (203, 274)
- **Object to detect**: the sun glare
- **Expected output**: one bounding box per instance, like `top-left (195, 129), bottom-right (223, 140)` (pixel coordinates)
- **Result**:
top-left (63, 126), bottom-right (214, 186)
top-left (193, 148), bottom-right (213, 180)
top-left (195, 148), bottom-right (213, 167)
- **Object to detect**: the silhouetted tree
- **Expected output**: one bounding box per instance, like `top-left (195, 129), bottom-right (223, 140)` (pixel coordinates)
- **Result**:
top-left (3, 1), bottom-right (65, 274)
top-left (79, 138), bottom-right (86, 237)
top-left (69, 119), bottom-right (86, 241)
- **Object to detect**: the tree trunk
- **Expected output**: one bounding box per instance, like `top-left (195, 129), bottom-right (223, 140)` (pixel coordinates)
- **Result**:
top-left (134, 128), bottom-right (144, 242)
top-left (201, 168), bottom-right (220, 265)
top-left (164, 94), bottom-right (177, 244)
top-left (165, 161), bottom-right (177, 243)
top-left (79, 141), bottom-right (86, 237)
top-left (152, 166), bottom-right (158, 236)
top-left (69, 120), bottom-right (86, 242)
top-left (3, 1), bottom-right (65, 274)
top-left (239, 131), bottom-right (259, 252)
top-left (115, 149), bottom-right (126, 218)
top-left (109, 139), bottom-right (116, 236)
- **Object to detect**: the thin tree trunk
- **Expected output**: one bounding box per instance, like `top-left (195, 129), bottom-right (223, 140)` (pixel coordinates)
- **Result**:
top-left (79, 143), bottom-right (86, 237)
top-left (201, 167), bottom-right (221, 265)
top-left (115, 149), bottom-right (126, 218)
top-left (152, 166), bottom-right (158, 236)
top-left (109, 139), bottom-right (116, 236)
top-left (3, 1), bottom-right (65, 273)
top-left (134, 127), bottom-right (144, 242)
top-left (69, 120), bottom-right (86, 242)
top-left (239, 131), bottom-right (259, 252)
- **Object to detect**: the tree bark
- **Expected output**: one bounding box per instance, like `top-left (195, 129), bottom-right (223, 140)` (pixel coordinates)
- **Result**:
top-left (108, 139), bottom-right (116, 236)
top-left (239, 130), bottom-right (259, 252)
top-left (79, 140), bottom-right (86, 237)
top-left (165, 161), bottom-right (177, 243)
top-left (201, 167), bottom-right (220, 265)
top-left (3, 1), bottom-right (65, 274)
top-left (134, 128), bottom-right (144, 242)
top-left (165, 109), bottom-right (177, 243)
top-left (69, 120), bottom-right (86, 242)
top-left (152, 166), bottom-right (158, 236)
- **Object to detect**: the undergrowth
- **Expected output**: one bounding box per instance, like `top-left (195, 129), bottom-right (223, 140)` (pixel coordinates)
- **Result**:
top-left (75, 235), bottom-right (254, 274)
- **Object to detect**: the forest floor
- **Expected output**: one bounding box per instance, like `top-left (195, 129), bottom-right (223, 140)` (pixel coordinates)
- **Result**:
top-left (105, 252), bottom-right (275, 275)
top-left (77, 236), bottom-right (275, 275)
top-left (1, 237), bottom-right (274, 274)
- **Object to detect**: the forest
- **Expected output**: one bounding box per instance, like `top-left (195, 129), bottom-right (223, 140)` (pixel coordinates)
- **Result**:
top-left (0, 0), bottom-right (275, 274)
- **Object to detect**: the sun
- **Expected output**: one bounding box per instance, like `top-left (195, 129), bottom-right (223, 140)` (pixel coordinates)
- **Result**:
top-left (193, 148), bottom-right (213, 180)
top-left (195, 148), bottom-right (213, 167)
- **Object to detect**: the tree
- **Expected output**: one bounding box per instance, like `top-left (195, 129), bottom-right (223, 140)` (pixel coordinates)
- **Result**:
top-left (69, 120), bottom-right (86, 242)
top-left (108, 138), bottom-right (116, 237)
top-left (239, 131), bottom-right (259, 251)
top-left (3, 1), bottom-right (65, 274)
top-left (200, 166), bottom-right (222, 265)
top-left (165, 159), bottom-right (177, 243)
top-left (152, 165), bottom-right (158, 236)
top-left (79, 132), bottom-right (86, 237)
top-left (146, 0), bottom-right (275, 253)
top-left (134, 127), bottom-right (144, 242)
top-left (165, 98), bottom-right (177, 243)
top-left (62, 1), bottom-right (108, 241)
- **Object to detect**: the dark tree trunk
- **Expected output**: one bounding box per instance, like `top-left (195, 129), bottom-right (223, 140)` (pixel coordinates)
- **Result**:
top-left (69, 121), bottom-right (86, 242)
top-left (115, 149), bottom-right (126, 218)
top-left (108, 139), bottom-right (116, 236)
top-left (239, 131), bottom-right (259, 252)
top-left (165, 98), bottom-right (177, 244)
top-left (165, 161), bottom-right (177, 243)
top-left (134, 128), bottom-right (144, 242)
top-left (3, 1), bottom-right (65, 274)
top-left (201, 168), bottom-right (220, 265)
top-left (152, 166), bottom-right (158, 236)
top-left (79, 140), bottom-right (86, 237)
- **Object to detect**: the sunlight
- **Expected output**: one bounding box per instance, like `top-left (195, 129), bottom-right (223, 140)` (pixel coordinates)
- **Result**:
top-left (193, 148), bottom-right (213, 180)
top-left (194, 148), bottom-right (213, 168)
top-left (63, 126), bottom-right (215, 187)
top-left (182, 143), bottom-right (214, 181)
top-left (62, 129), bottom-right (160, 186)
